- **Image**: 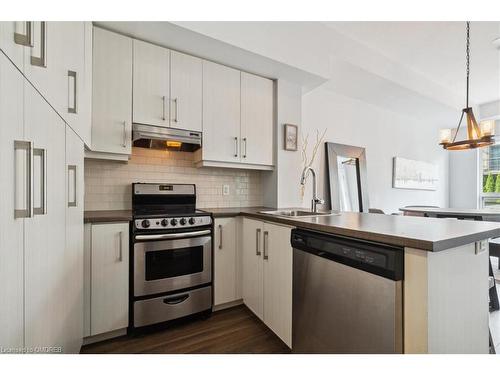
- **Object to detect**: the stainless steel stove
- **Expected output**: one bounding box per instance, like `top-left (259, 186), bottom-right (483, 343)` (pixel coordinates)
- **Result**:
top-left (130, 183), bottom-right (213, 331)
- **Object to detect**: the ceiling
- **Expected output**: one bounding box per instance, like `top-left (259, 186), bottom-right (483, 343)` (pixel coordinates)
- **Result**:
top-left (324, 21), bottom-right (500, 105)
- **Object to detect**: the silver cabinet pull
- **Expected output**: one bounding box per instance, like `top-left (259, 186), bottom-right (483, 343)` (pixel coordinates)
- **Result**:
top-left (218, 224), bottom-right (223, 249)
top-left (263, 231), bottom-right (269, 260)
top-left (256, 228), bottom-right (261, 256)
top-left (33, 148), bottom-right (47, 215)
top-left (122, 121), bottom-right (127, 148)
top-left (162, 96), bottom-right (166, 121)
top-left (118, 231), bottom-right (123, 262)
top-left (234, 137), bottom-right (238, 157)
top-left (67, 165), bottom-right (77, 207)
top-left (30, 21), bottom-right (46, 67)
top-left (14, 140), bottom-right (33, 219)
top-left (242, 137), bottom-right (247, 158)
top-left (172, 98), bottom-right (178, 123)
top-left (14, 21), bottom-right (33, 46)
top-left (67, 70), bottom-right (77, 114)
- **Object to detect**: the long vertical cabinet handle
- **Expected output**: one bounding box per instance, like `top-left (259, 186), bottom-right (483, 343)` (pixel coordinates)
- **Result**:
top-left (122, 121), bottom-right (127, 148)
top-left (234, 137), bottom-right (238, 158)
top-left (162, 96), bottom-right (166, 121)
top-left (67, 165), bottom-right (77, 207)
top-left (14, 21), bottom-right (33, 46)
top-left (173, 98), bottom-right (178, 123)
top-left (33, 148), bottom-right (47, 215)
top-left (68, 71), bottom-right (77, 113)
top-left (256, 228), bottom-right (261, 256)
top-left (30, 21), bottom-right (47, 67)
top-left (118, 231), bottom-right (123, 262)
top-left (263, 231), bottom-right (269, 260)
top-left (218, 224), bottom-right (223, 249)
top-left (242, 138), bottom-right (247, 158)
top-left (14, 140), bottom-right (33, 219)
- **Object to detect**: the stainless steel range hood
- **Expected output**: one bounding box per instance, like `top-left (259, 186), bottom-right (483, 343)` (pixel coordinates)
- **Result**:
top-left (132, 123), bottom-right (202, 152)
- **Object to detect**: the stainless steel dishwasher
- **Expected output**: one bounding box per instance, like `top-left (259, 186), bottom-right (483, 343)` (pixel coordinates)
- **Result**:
top-left (291, 228), bottom-right (404, 354)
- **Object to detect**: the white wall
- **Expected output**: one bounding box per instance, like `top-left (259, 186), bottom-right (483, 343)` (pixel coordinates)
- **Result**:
top-left (300, 86), bottom-right (449, 214)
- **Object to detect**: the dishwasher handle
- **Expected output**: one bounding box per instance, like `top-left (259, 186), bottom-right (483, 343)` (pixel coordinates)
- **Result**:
top-left (291, 228), bottom-right (404, 281)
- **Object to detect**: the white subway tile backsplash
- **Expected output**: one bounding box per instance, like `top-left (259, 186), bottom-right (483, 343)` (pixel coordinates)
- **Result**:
top-left (84, 147), bottom-right (263, 211)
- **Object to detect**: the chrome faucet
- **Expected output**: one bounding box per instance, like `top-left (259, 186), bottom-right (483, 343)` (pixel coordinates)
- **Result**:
top-left (300, 166), bottom-right (325, 213)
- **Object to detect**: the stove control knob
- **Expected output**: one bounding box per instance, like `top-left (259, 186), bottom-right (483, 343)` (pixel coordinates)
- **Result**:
top-left (161, 219), bottom-right (169, 227)
top-left (188, 218), bottom-right (196, 225)
top-left (179, 218), bottom-right (187, 226)
top-left (170, 218), bottom-right (178, 226)
top-left (141, 220), bottom-right (150, 228)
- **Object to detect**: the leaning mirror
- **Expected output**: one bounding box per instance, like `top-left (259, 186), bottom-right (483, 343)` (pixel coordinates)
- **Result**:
top-left (325, 142), bottom-right (369, 212)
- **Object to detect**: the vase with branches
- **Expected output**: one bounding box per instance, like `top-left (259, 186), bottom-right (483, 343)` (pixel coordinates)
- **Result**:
top-left (300, 128), bottom-right (327, 201)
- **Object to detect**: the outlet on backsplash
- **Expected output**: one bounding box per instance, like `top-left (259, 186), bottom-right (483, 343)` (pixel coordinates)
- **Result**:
top-left (223, 185), bottom-right (230, 196)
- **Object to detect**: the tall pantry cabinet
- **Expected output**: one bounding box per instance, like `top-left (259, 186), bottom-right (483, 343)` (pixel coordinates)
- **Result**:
top-left (0, 22), bottom-right (87, 353)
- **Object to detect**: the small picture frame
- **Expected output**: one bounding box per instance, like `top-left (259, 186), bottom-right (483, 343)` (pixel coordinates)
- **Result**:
top-left (284, 124), bottom-right (298, 151)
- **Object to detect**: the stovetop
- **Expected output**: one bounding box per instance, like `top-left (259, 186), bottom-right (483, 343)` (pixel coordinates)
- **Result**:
top-left (131, 183), bottom-right (212, 231)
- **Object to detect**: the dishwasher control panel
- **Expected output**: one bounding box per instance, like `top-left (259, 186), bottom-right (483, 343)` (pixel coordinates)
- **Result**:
top-left (291, 229), bottom-right (404, 281)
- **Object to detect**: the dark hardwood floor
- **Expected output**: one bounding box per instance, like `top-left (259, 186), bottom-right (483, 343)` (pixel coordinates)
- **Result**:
top-left (81, 305), bottom-right (291, 354)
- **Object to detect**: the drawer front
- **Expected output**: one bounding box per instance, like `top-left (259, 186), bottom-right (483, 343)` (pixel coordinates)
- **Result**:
top-left (134, 286), bottom-right (212, 328)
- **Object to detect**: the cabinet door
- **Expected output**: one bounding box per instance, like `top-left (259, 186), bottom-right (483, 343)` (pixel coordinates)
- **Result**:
top-left (241, 218), bottom-right (264, 319)
top-left (79, 22), bottom-right (93, 147)
top-left (23, 22), bottom-right (67, 122)
top-left (91, 27), bottom-right (132, 155)
top-left (0, 53), bottom-right (25, 349)
top-left (0, 21), bottom-right (26, 70)
top-left (91, 223), bottom-right (129, 336)
top-left (170, 50), bottom-right (202, 132)
top-left (133, 39), bottom-right (170, 127)
top-left (202, 60), bottom-right (241, 163)
top-left (263, 223), bottom-right (292, 347)
top-left (241, 72), bottom-right (274, 166)
top-left (24, 80), bottom-right (68, 351)
top-left (61, 22), bottom-right (87, 141)
top-left (214, 218), bottom-right (237, 306)
top-left (64, 127), bottom-right (85, 353)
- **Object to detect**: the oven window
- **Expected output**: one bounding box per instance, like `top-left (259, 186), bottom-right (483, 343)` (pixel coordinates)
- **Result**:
top-left (145, 246), bottom-right (203, 280)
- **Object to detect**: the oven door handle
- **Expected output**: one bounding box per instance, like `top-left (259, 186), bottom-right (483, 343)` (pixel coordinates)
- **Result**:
top-left (134, 229), bottom-right (211, 241)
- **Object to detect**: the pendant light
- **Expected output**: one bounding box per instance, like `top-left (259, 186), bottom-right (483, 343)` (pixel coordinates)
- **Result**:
top-left (439, 21), bottom-right (495, 150)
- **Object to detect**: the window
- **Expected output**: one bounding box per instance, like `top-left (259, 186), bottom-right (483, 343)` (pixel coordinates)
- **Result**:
top-left (481, 144), bottom-right (500, 208)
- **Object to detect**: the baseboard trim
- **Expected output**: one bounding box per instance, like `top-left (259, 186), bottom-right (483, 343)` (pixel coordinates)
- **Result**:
top-left (213, 299), bottom-right (244, 311)
top-left (82, 328), bottom-right (127, 346)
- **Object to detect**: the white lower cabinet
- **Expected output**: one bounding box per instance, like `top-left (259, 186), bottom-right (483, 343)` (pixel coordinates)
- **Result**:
top-left (88, 222), bottom-right (130, 336)
top-left (241, 218), bottom-right (293, 347)
top-left (214, 218), bottom-right (239, 306)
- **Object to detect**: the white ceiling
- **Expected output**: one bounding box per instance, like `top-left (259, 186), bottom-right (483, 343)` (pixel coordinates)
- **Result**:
top-left (324, 21), bottom-right (500, 105)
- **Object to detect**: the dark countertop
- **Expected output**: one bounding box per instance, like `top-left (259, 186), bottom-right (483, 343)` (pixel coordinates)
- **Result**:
top-left (84, 207), bottom-right (500, 251)
top-left (400, 206), bottom-right (500, 219)
top-left (84, 210), bottom-right (132, 223)
top-left (202, 207), bottom-right (500, 252)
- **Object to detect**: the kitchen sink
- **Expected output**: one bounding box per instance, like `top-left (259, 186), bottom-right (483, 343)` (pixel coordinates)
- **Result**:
top-left (259, 209), bottom-right (338, 218)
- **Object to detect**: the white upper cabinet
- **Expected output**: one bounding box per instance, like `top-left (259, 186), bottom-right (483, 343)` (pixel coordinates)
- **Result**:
top-left (91, 27), bottom-right (132, 157)
top-left (170, 50), bottom-right (202, 132)
top-left (197, 62), bottom-right (274, 170)
top-left (0, 21), bottom-right (26, 69)
top-left (241, 72), bottom-right (274, 166)
top-left (133, 39), bottom-right (170, 128)
top-left (201, 60), bottom-right (241, 164)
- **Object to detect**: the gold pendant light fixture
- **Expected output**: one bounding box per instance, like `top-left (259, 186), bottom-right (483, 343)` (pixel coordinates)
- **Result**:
top-left (439, 21), bottom-right (495, 150)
